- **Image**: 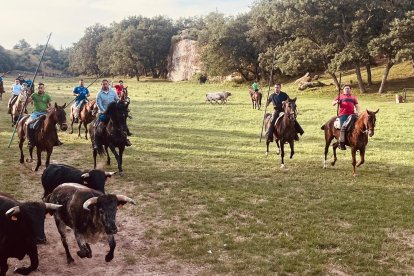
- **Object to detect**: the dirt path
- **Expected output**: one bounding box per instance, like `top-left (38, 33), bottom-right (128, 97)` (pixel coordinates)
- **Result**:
top-left (8, 212), bottom-right (201, 276)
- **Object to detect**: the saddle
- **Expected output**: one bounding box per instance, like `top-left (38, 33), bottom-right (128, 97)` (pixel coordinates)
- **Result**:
top-left (274, 112), bottom-right (285, 127)
top-left (335, 115), bottom-right (357, 132)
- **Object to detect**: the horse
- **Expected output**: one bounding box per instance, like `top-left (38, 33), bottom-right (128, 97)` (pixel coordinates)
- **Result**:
top-left (17, 103), bottom-right (68, 171)
top-left (249, 89), bottom-right (262, 109)
top-left (321, 109), bottom-right (379, 176)
top-left (264, 97), bottom-right (298, 168)
top-left (11, 92), bottom-right (28, 126)
top-left (69, 99), bottom-right (98, 139)
top-left (89, 101), bottom-right (130, 176)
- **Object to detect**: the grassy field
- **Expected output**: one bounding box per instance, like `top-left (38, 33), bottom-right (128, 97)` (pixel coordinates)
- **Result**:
top-left (0, 62), bottom-right (413, 274)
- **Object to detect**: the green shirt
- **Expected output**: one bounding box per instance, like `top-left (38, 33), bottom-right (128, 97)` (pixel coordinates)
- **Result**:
top-left (31, 92), bottom-right (51, 112)
top-left (251, 82), bottom-right (259, 90)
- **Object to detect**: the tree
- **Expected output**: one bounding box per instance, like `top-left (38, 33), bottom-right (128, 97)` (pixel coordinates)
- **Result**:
top-left (0, 46), bottom-right (14, 72)
top-left (13, 39), bottom-right (31, 50)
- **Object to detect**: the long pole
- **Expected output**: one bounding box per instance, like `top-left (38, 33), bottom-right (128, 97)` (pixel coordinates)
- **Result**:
top-left (259, 51), bottom-right (276, 142)
top-left (65, 72), bottom-right (105, 109)
top-left (336, 72), bottom-right (342, 116)
top-left (8, 33), bottom-right (52, 148)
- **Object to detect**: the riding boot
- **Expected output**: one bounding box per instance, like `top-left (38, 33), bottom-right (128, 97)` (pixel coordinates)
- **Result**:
top-left (27, 127), bottom-right (35, 148)
top-left (54, 140), bottom-right (63, 146)
top-left (339, 128), bottom-right (347, 150)
top-left (295, 121), bottom-right (304, 136)
top-left (266, 125), bottom-right (274, 142)
top-left (126, 139), bottom-right (132, 147)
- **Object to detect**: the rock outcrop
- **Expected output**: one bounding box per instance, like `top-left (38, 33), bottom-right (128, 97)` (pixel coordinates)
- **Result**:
top-left (167, 33), bottom-right (201, 81)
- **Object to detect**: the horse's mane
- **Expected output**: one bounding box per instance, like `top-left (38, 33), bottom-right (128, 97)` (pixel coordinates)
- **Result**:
top-left (354, 110), bottom-right (368, 130)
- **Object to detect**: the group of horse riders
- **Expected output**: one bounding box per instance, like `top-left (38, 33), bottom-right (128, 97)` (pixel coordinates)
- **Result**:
top-left (251, 81), bottom-right (359, 150)
top-left (5, 77), bottom-right (132, 149)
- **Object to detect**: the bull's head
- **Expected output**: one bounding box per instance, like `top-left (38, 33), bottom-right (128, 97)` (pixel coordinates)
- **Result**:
top-left (5, 202), bottom-right (62, 244)
top-left (82, 194), bottom-right (135, 235)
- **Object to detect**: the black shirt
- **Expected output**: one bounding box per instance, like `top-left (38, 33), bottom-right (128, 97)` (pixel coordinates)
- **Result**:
top-left (267, 91), bottom-right (289, 112)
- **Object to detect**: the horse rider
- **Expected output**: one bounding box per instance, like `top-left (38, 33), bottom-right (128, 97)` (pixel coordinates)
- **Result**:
top-left (72, 79), bottom-right (90, 123)
top-left (332, 84), bottom-right (360, 150)
top-left (25, 82), bottom-right (63, 147)
top-left (8, 79), bottom-right (22, 114)
top-left (250, 81), bottom-right (262, 105)
top-left (265, 83), bottom-right (304, 141)
top-left (0, 74), bottom-right (5, 96)
top-left (93, 79), bottom-right (131, 150)
top-left (114, 80), bottom-right (125, 98)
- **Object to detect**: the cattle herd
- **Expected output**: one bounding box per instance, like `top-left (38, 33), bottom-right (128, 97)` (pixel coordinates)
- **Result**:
top-left (0, 164), bottom-right (135, 276)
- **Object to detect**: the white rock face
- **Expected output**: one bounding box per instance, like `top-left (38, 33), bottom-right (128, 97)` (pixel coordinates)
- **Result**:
top-left (167, 39), bottom-right (201, 81)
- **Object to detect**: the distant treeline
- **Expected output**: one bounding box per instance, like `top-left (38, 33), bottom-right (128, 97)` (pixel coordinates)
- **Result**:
top-left (1, 0), bottom-right (414, 93)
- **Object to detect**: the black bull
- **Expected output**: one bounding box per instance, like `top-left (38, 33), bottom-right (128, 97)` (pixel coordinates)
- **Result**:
top-left (0, 193), bottom-right (61, 276)
top-left (46, 184), bottom-right (135, 264)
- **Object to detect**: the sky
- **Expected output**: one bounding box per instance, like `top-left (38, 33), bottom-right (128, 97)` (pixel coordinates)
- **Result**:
top-left (1, 0), bottom-right (254, 50)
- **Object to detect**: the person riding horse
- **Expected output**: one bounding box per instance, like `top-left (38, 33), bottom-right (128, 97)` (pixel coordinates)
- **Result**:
top-left (265, 83), bottom-right (304, 141)
top-left (72, 79), bottom-right (90, 123)
top-left (8, 79), bottom-right (22, 114)
top-left (332, 84), bottom-right (360, 150)
top-left (93, 79), bottom-right (131, 150)
top-left (25, 83), bottom-right (63, 148)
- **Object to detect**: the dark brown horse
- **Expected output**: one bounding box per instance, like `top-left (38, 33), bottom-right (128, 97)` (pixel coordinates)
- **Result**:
top-left (264, 97), bottom-right (298, 168)
top-left (69, 99), bottom-right (98, 139)
top-left (249, 90), bottom-right (262, 110)
top-left (89, 101), bottom-right (130, 176)
top-left (17, 103), bottom-right (68, 171)
top-left (321, 109), bottom-right (379, 176)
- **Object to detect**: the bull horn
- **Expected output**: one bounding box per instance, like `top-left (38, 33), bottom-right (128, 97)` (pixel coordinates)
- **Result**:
top-left (374, 108), bottom-right (379, 114)
top-left (116, 195), bottom-right (136, 205)
top-left (81, 173), bottom-right (90, 179)
top-left (5, 206), bottom-right (20, 217)
top-left (83, 197), bottom-right (99, 211)
top-left (45, 203), bottom-right (62, 210)
top-left (105, 171), bottom-right (116, 177)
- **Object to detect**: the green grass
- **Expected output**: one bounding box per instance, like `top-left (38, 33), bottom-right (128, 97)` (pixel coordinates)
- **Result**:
top-left (1, 62), bottom-right (414, 274)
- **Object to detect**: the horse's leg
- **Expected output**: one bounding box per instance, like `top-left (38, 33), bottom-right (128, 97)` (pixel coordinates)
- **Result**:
top-left (93, 149), bottom-right (98, 169)
top-left (351, 147), bottom-right (357, 176)
top-left (77, 121), bottom-right (82, 138)
top-left (45, 148), bottom-right (52, 168)
top-left (289, 140), bottom-right (294, 159)
top-left (280, 140), bottom-right (285, 168)
top-left (69, 116), bottom-right (74, 134)
top-left (19, 138), bottom-right (25, 164)
top-left (331, 141), bottom-right (339, 166)
top-left (266, 140), bottom-right (270, 157)
top-left (108, 146), bottom-right (122, 175)
top-left (324, 136), bottom-right (334, 168)
top-left (118, 146), bottom-right (124, 176)
top-left (83, 122), bottom-right (88, 140)
top-left (105, 146), bottom-right (110, 165)
top-left (356, 147), bottom-right (365, 167)
top-left (34, 147), bottom-right (41, 171)
top-left (276, 139), bottom-right (280, 155)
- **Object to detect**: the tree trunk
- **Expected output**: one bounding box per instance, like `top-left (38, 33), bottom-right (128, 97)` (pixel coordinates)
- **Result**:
top-left (238, 69), bottom-right (249, 81)
top-left (136, 74), bottom-right (140, 81)
top-left (329, 72), bottom-right (340, 90)
top-left (355, 65), bottom-right (366, 93)
top-left (378, 61), bottom-right (394, 94)
top-left (366, 63), bottom-right (372, 86)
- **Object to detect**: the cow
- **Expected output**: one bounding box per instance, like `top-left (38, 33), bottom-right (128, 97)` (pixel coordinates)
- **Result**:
top-left (205, 91), bottom-right (232, 104)
top-left (41, 164), bottom-right (115, 199)
top-left (0, 193), bottom-right (61, 276)
top-left (45, 183), bottom-right (135, 264)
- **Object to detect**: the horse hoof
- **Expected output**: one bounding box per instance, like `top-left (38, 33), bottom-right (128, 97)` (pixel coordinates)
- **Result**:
top-left (20, 159), bottom-right (24, 164)
top-left (118, 171), bottom-right (124, 177)
top-left (280, 164), bottom-right (285, 169)
top-left (277, 151), bottom-right (280, 155)
top-left (265, 152), bottom-right (268, 157)
top-left (26, 158), bottom-right (33, 163)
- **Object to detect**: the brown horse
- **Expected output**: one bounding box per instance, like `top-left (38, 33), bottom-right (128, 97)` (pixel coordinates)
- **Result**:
top-left (17, 103), bottom-right (68, 171)
top-left (321, 109), bottom-right (379, 176)
top-left (264, 97), bottom-right (298, 168)
top-left (69, 99), bottom-right (98, 139)
top-left (249, 89), bottom-right (262, 110)
top-left (11, 93), bottom-right (28, 126)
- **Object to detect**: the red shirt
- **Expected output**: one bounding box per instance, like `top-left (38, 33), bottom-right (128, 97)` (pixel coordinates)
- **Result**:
top-left (114, 84), bottom-right (124, 96)
top-left (335, 94), bottom-right (358, 116)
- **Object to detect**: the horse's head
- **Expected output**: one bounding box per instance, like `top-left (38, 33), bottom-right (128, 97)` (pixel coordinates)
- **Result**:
top-left (282, 97), bottom-right (297, 121)
top-left (52, 102), bottom-right (68, 131)
top-left (105, 101), bottom-right (129, 129)
top-left (88, 100), bottom-right (98, 117)
top-left (365, 108), bottom-right (379, 137)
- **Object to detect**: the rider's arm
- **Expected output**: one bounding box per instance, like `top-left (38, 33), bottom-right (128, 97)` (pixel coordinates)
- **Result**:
top-left (332, 97), bottom-right (340, 106)
top-left (354, 104), bottom-right (360, 114)
top-left (96, 93), bottom-right (105, 113)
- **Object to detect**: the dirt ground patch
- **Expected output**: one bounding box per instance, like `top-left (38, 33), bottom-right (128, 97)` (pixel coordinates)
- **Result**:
top-left (7, 211), bottom-right (202, 276)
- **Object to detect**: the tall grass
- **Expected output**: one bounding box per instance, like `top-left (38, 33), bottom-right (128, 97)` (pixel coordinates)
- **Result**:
top-left (0, 62), bottom-right (413, 274)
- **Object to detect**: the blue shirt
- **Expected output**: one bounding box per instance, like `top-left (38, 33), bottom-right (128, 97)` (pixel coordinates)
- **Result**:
top-left (96, 89), bottom-right (118, 113)
top-left (73, 86), bottom-right (89, 104)
top-left (0, 76), bottom-right (3, 83)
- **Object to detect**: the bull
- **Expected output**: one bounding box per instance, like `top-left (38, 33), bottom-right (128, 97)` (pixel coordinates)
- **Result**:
top-left (41, 164), bottom-right (115, 199)
top-left (205, 91), bottom-right (232, 104)
top-left (46, 183), bottom-right (135, 264)
top-left (0, 193), bottom-right (61, 276)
